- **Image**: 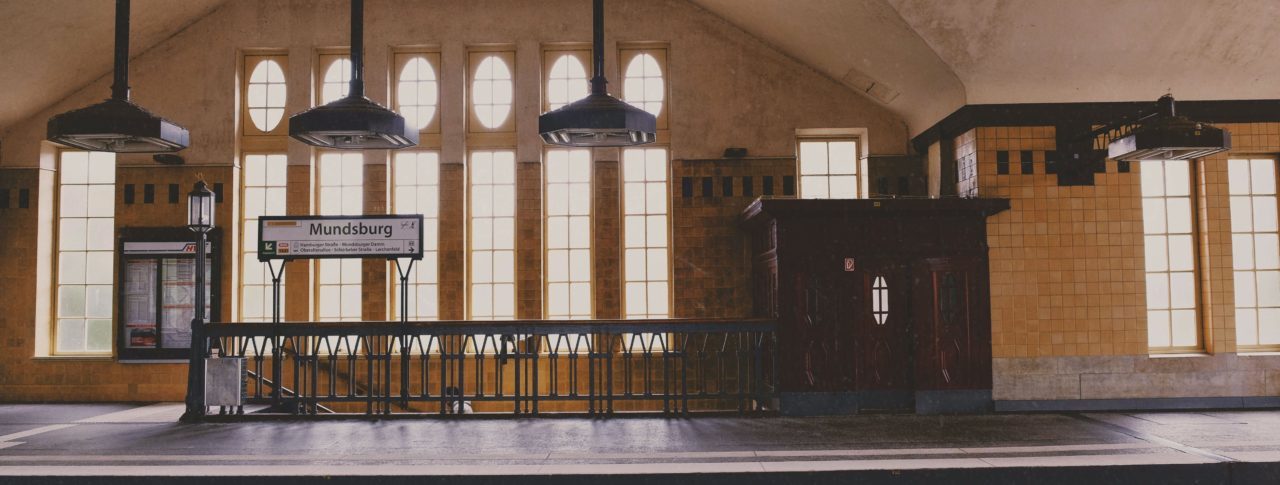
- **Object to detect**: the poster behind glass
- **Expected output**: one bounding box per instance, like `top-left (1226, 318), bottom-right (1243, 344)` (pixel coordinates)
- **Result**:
top-left (160, 258), bottom-right (212, 349)
top-left (124, 260), bottom-right (158, 348)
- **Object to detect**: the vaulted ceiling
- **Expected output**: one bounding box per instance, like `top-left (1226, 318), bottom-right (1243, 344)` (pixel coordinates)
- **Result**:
top-left (4, 0), bottom-right (1278, 137)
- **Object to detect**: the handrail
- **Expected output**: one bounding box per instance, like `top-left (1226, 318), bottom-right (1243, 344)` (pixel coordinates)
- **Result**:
top-left (204, 317), bottom-right (778, 417)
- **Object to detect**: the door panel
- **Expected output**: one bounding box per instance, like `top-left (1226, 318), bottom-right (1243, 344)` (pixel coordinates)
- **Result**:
top-left (853, 263), bottom-right (913, 391)
top-left (913, 257), bottom-right (992, 390)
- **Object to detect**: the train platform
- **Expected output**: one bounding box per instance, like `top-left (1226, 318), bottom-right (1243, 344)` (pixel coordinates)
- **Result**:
top-left (1, 403), bottom-right (1280, 483)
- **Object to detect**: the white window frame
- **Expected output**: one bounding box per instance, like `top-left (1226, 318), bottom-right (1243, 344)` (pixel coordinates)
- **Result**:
top-left (1141, 159), bottom-right (1201, 352)
top-left (1229, 158), bottom-right (1280, 350)
top-left (53, 151), bottom-right (116, 355)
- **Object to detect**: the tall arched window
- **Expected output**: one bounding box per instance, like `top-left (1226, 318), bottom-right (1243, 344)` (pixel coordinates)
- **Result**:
top-left (623, 53), bottom-right (664, 117)
top-left (472, 56), bottom-right (513, 129)
top-left (321, 58), bottom-right (352, 104)
top-left (397, 57), bottom-right (439, 131)
top-left (547, 54), bottom-right (588, 111)
top-left (246, 59), bottom-right (286, 132)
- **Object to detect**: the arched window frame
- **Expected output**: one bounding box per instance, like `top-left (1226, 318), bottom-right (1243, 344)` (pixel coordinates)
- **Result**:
top-left (541, 46), bottom-right (591, 113)
top-left (619, 45), bottom-right (669, 140)
top-left (392, 49), bottom-right (442, 146)
top-left (241, 54), bottom-right (289, 139)
top-left (466, 48), bottom-right (517, 143)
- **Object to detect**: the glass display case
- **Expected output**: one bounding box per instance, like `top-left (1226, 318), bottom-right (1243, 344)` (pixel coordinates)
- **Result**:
top-left (117, 229), bottom-right (220, 361)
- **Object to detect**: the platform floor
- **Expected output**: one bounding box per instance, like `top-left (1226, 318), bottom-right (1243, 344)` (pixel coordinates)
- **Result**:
top-left (2, 403), bottom-right (1280, 483)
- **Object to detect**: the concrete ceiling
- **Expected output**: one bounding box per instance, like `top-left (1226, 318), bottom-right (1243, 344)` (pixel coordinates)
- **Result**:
top-left (692, 0), bottom-right (1280, 135)
top-left (0, 0), bottom-right (223, 131)
top-left (4, 0), bottom-right (1279, 137)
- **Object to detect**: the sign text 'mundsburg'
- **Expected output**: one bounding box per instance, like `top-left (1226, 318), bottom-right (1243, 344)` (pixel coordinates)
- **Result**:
top-left (258, 215), bottom-right (424, 261)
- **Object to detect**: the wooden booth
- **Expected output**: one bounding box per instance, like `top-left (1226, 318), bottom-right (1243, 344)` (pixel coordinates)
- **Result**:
top-left (741, 198), bottom-right (1009, 414)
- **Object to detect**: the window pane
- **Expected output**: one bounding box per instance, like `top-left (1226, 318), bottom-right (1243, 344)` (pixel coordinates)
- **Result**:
top-left (1231, 196), bottom-right (1254, 232)
top-left (1145, 235), bottom-right (1169, 272)
top-left (57, 319), bottom-right (86, 353)
top-left (799, 142), bottom-right (827, 175)
top-left (1254, 197), bottom-right (1278, 232)
top-left (1236, 271), bottom-right (1257, 307)
top-left (1238, 308), bottom-right (1259, 346)
top-left (1167, 235), bottom-right (1194, 272)
top-left (1252, 159), bottom-right (1276, 194)
top-left (1146, 273), bottom-right (1169, 310)
top-left (1142, 198), bottom-right (1166, 234)
top-left (828, 142), bottom-right (857, 174)
top-left (1147, 311), bottom-right (1170, 348)
top-left (1170, 310), bottom-right (1197, 347)
top-left (1257, 235), bottom-right (1280, 270)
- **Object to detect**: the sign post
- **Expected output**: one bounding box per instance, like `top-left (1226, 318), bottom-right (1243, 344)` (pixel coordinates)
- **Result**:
top-left (256, 215), bottom-right (424, 414)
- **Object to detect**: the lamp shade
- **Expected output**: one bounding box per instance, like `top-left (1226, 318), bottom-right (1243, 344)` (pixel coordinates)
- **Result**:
top-left (187, 181), bottom-right (215, 232)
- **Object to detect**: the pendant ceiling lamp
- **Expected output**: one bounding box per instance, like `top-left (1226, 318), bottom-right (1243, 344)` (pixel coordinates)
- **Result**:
top-left (1106, 95), bottom-right (1230, 162)
top-left (47, 0), bottom-right (190, 153)
top-left (538, 0), bottom-right (656, 147)
top-left (289, 0), bottom-right (417, 149)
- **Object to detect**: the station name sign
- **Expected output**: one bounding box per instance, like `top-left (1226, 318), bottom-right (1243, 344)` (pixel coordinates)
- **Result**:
top-left (258, 215), bottom-right (424, 261)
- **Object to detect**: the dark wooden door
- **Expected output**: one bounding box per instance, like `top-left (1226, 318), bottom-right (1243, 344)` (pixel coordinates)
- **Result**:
top-left (853, 262), bottom-right (914, 392)
top-left (913, 257), bottom-right (993, 391)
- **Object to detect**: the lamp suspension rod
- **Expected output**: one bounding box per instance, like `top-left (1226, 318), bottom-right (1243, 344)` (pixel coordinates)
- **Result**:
top-left (349, 0), bottom-right (365, 98)
top-left (590, 0), bottom-right (606, 94)
top-left (111, 0), bottom-right (130, 100)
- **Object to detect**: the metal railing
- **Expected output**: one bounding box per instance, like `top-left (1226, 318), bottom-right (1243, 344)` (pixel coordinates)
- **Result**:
top-left (204, 319), bottom-right (777, 416)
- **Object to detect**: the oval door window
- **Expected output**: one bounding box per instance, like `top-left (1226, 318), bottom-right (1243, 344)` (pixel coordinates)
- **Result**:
top-left (872, 275), bottom-right (889, 324)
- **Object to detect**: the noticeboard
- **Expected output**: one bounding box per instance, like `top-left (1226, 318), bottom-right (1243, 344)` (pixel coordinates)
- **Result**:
top-left (258, 215), bottom-right (424, 261)
top-left (117, 229), bottom-right (220, 362)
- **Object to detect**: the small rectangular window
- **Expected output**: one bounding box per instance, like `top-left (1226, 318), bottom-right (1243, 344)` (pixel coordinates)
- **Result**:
top-left (392, 151), bottom-right (440, 321)
top-left (997, 151), bottom-right (1010, 175)
top-left (316, 151), bottom-right (364, 323)
top-left (469, 150), bottom-right (517, 320)
top-left (798, 139), bottom-right (859, 199)
top-left (241, 154), bottom-right (288, 323)
top-left (722, 176), bottom-right (734, 197)
top-left (763, 176), bottom-right (775, 196)
top-left (622, 147), bottom-right (670, 319)
top-left (742, 176), bottom-right (754, 198)
top-left (55, 151), bottom-right (116, 354)
top-left (1141, 159), bottom-right (1199, 351)
top-left (1020, 150), bottom-right (1034, 175)
top-left (1229, 158), bottom-right (1280, 350)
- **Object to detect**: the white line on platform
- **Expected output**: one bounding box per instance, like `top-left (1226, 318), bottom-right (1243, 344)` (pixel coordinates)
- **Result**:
top-left (0, 452), bottom-right (1223, 476)
top-left (0, 424), bottom-right (78, 443)
top-left (1218, 451), bottom-right (1280, 462)
top-left (979, 449), bottom-right (1214, 467)
top-left (957, 443), bottom-right (1162, 454)
top-left (0, 443), bottom-right (22, 451)
top-left (76, 403), bottom-right (184, 423)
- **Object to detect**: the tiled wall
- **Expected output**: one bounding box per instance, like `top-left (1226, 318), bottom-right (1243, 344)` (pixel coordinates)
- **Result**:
top-left (978, 123), bottom-right (1280, 402)
top-left (671, 158), bottom-right (796, 318)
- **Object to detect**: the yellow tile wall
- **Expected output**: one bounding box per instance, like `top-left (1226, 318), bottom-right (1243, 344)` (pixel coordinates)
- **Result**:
top-left (983, 123), bottom-right (1280, 359)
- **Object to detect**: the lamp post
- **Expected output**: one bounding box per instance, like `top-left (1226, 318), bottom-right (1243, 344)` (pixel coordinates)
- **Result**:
top-left (181, 180), bottom-right (214, 422)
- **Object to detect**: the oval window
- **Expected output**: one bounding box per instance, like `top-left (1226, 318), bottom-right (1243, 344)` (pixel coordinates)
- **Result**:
top-left (547, 54), bottom-right (588, 111)
top-left (472, 56), bottom-right (513, 129)
top-left (623, 53), bottom-right (664, 117)
top-left (247, 60), bottom-right (286, 132)
top-left (872, 276), bottom-right (889, 325)
top-left (321, 58), bottom-right (352, 104)
top-left (398, 57), bottom-right (439, 130)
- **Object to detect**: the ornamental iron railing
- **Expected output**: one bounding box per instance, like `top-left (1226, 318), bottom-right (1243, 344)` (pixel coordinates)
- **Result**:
top-left (203, 319), bottom-right (777, 416)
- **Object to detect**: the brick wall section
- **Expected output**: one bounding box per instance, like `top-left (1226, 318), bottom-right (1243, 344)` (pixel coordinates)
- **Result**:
top-left (516, 161), bottom-right (542, 319)
top-left (363, 161), bottom-right (388, 321)
top-left (437, 162), bottom-right (466, 320)
top-left (592, 158), bottom-right (621, 319)
top-left (671, 158), bottom-right (795, 318)
top-left (284, 163), bottom-right (311, 322)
